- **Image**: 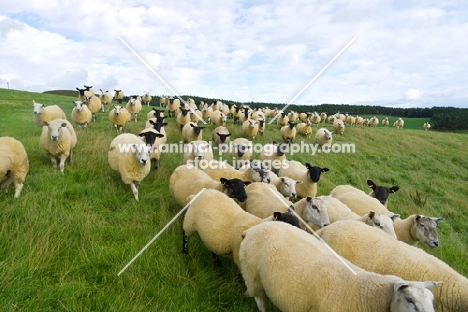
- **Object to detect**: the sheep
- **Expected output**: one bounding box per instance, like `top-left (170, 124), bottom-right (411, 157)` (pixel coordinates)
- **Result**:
top-left (190, 109), bottom-right (203, 123)
top-left (250, 110), bottom-right (265, 121)
top-left (125, 96), bottom-right (142, 122)
top-left (319, 112), bottom-right (327, 122)
top-left (169, 164), bottom-right (250, 206)
top-left (393, 215), bottom-right (443, 248)
top-left (238, 107), bottom-right (251, 124)
top-left (182, 140), bottom-right (214, 165)
top-left (280, 121), bottom-right (297, 142)
top-left (159, 95), bottom-right (168, 107)
top-left (202, 160), bottom-right (271, 184)
top-left (83, 85), bottom-right (95, 96)
top-left (276, 112), bottom-right (289, 127)
top-left (211, 110), bottom-right (227, 127)
top-left (318, 220), bottom-right (467, 312)
top-left (424, 122), bottom-right (431, 131)
top-left (76, 87), bottom-right (93, 101)
top-left (142, 92), bottom-right (152, 106)
top-left (337, 190), bottom-right (392, 215)
top-left (201, 105), bottom-right (213, 122)
top-left (71, 100), bottom-right (92, 128)
top-left (211, 100), bottom-right (222, 111)
top-left (278, 161), bottom-right (329, 198)
top-left (367, 179), bottom-right (399, 206)
top-left (146, 108), bottom-right (165, 121)
top-left (242, 119), bottom-right (259, 140)
top-left (32, 100), bottom-right (67, 127)
top-left (113, 89), bottom-right (125, 104)
top-left (233, 106), bottom-right (242, 124)
top-left (211, 126), bottom-right (231, 146)
top-left (176, 107), bottom-right (192, 130)
top-left (268, 171), bottom-right (302, 198)
top-left (108, 105), bottom-right (131, 132)
top-left (108, 133), bottom-right (150, 200)
top-left (310, 112), bottom-right (321, 126)
top-left (243, 186), bottom-right (330, 229)
top-left (333, 119), bottom-right (345, 135)
top-left (394, 117), bottom-right (405, 129)
top-left (314, 127), bottom-right (333, 146)
top-left (99, 89), bottom-right (113, 112)
top-left (321, 196), bottom-right (398, 237)
top-left (230, 138), bottom-right (252, 168)
top-left (257, 119), bottom-right (265, 137)
top-left (355, 116), bottom-right (364, 126)
top-left (0, 137), bottom-right (29, 198)
top-left (240, 221), bottom-right (439, 312)
top-left (369, 116), bottom-right (379, 127)
top-left (382, 117), bottom-right (389, 127)
top-left (84, 95), bottom-right (102, 122)
top-left (182, 122), bottom-right (205, 143)
top-left (137, 128), bottom-right (165, 170)
top-left (40, 119), bottom-right (77, 173)
top-left (166, 97), bottom-right (180, 117)
top-left (259, 141), bottom-right (288, 173)
top-left (297, 120), bottom-right (312, 138)
top-left (330, 184), bottom-right (363, 198)
top-left (287, 110), bottom-right (298, 122)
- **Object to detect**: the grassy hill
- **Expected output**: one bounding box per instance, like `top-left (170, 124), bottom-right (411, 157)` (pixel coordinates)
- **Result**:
top-left (0, 88), bottom-right (467, 311)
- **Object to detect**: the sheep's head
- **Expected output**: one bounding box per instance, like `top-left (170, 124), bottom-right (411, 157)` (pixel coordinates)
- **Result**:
top-left (44, 120), bottom-right (67, 141)
top-left (273, 211), bottom-right (300, 228)
top-left (367, 179), bottom-right (399, 205)
top-left (73, 100), bottom-right (85, 112)
top-left (362, 211), bottom-right (398, 239)
top-left (391, 281), bottom-right (439, 312)
top-left (412, 215), bottom-right (443, 248)
top-left (278, 177), bottom-right (302, 198)
top-left (250, 160), bottom-right (270, 183)
top-left (114, 105), bottom-right (123, 115)
top-left (304, 196), bottom-right (330, 228)
top-left (33, 101), bottom-right (44, 114)
top-left (305, 163), bottom-right (330, 182)
top-left (132, 144), bottom-right (149, 166)
top-left (220, 178), bottom-right (250, 203)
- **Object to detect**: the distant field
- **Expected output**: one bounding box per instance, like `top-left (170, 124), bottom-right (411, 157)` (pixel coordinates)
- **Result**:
top-left (0, 88), bottom-right (467, 311)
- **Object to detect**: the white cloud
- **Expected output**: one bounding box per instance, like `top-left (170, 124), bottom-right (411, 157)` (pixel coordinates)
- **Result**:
top-left (0, 1), bottom-right (468, 108)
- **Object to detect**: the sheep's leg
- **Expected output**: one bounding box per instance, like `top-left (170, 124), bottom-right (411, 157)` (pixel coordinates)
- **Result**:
top-left (152, 159), bottom-right (159, 170)
top-left (1, 175), bottom-right (13, 193)
top-left (69, 150), bottom-right (73, 164)
top-left (254, 296), bottom-right (267, 312)
top-left (182, 231), bottom-right (189, 254)
top-left (13, 182), bottom-right (24, 198)
top-left (50, 156), bottom-right (57, 168)
top-left (58, 154), bottom-right (68, 173)
top-left (211, 252), bottom-right (221, 267)
top-left (130, 182), bottom-right (139, 201)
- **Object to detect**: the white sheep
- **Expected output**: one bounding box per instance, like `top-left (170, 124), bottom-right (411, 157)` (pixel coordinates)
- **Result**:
top-left (113, 89), bottom-right (125, 104)
top-left (84, 95), bottom-right (102, 122)
top-left (211, 126), bottom-right (231, 145)
top-left (40, 119), bottom-right (77, 173)
top-left (330, 184), bottom-right (363, 198)
top-left (367, 179), bottom-right (400, 206)
top-left (333, 119), bottom-right (345, 135)
top-left (182, 140), bottom-right (214, 164)
top-left (318, 220), bottom-right (466, 312)
top-left (424, 122), bottom-right (431, 131)
top-left (243, 186), bottom-right (330, 229)
top-left (287, 110), bottom-right (298, 122)
top-left (108, 133), bottom-right (151, 201)
top-left (242, 119), bottom-right (259, 140)
top-left (108, 105), bottom-right (131, 132)
top-left (201, 160), bottom-right (271, 184)
top-left (182, 189), bottom-right (264, 267)
top-left (190, 109), bottom-right (203, 123)
top-left (137, 128), bottom-right (165, 170)
top-left (99, 89), bottom-right (113, 112)
top-left (211, 110), bottom-right (227, 127)
top-left (315, 127), bottom-right (333, 145)
top-left (169, 164), bottom-right (250, 206)
top-left (355, 116), bottom-right (364, 126)
top-left (369, 116), bottom-right (379, 127)
top-left (125, 96), bottom-right (142, 122)
top-left (382, 117), bottom-right (389, 127)
top-left (230, 138), bottom-right (252, 168)
top-left (71, 100), bottom-right (92, 128)
top-left (240, 221), bottom-right (439, 312)
top-left (278, 161), bottom-right (329, 198)
top-left (0, 137), bottom-right (29, 198)
top-left (201, 105), bottom-right (213, 123)
top-left (297, 120), bottom-right (312, 137)
top-left (394, 117), bottom-right (405, 129)
top-left (182, 122), bottom-right (205, 143)
top-left (268, 170), bottom-right (301, 198)
top-left (32, 100), bottom-right (67, 127)
top-left (280, 121), bottom-right (297, 142)
top-left (166, 98), bottom-right (180, 117)
top-left (276, 112), bottom-right (289, 127)
top-left (336, 190), bottom-right (392, 215)
top-left (259, 142), bottom-right (288, 173)
top-left (393, 215), bottom-right (443, 248)
top-left (310, 112), bottom-right (322, 126)
top-left (142, 92), bottom-right (152, 106)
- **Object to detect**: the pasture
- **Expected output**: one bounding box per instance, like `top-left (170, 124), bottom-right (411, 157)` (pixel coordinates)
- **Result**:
top-left (0, 88), bottom-right (467, 311)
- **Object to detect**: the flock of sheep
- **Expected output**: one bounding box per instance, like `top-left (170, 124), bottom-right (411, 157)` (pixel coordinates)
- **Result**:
top-left (0, 90), bottom-right (463, 311)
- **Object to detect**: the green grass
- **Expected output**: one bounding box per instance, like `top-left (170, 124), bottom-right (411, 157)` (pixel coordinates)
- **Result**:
top-left (0, 88), bottom-right (467, 311)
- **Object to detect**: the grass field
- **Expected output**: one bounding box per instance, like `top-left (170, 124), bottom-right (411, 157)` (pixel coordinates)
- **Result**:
top-left (0, 88), bottom-right (467, 311)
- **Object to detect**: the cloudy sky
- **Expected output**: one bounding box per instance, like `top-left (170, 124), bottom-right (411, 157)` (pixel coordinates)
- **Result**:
top-left (1, 0), bottom-right (467, 108)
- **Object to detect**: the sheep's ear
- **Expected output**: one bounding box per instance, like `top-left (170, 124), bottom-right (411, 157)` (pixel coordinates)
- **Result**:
top-left (243, 181), bottom-right (251, 186)
top-left (296, 180), bottom-right (303, 185)
top-left (273, 212), bottom-right (281, 220)
top-left (138, 132), bottom-right (145, 137)
top-left (220, 178), bottom-right (228, 184)
top-left (432, 217), bottom-right (444, 225)
top-left (149, 120), bottom-right (155, 125)
top-left (305, 163), bottom-right (311, 169)
top-left (190, 123), bottom-right (195, 127)
top-left (32, 100), bottom-right (36, 104)
top-left (199, 127), bottom-right (205, 130)
top-left (391, 214), bottom-right (400, 221)
top-left (43, 121), bottom-right (49, 126)
top-left (389, 186), bottom-right (399, 193)
top-left (306, 196), bottom-right (312, 202)
top-left (156, 133), bottom-right (164, 138)
top-left (367, 180), bottom-right (376, 189)
top-left (423, 281), bottom-right (442, 290)
top-left (368, 210), bottom-right (375, 219)
top-left (321, 168), bottom-right (330, 172)
top-left (415, 215), bottom-right (422, 222)
top-left (394, 281), bottom-right (409, 292)
top-left (162, 122), bottom-right (168, 127)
